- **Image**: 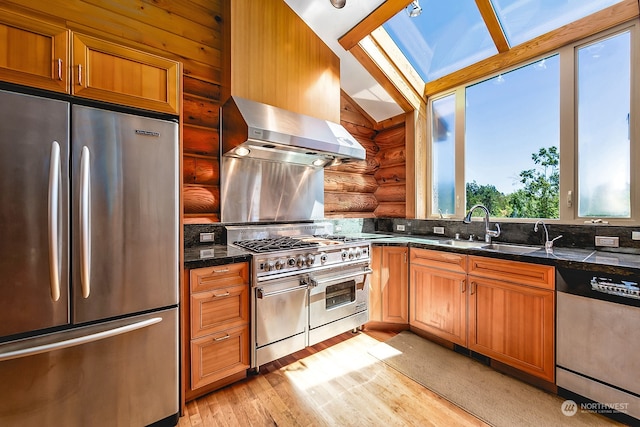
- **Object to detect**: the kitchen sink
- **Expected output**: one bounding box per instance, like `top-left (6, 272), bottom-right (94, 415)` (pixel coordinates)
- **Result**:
top-left (480, 243), bottom-right (542, 254)
top-left (440, 240), bottom-right (486, 248)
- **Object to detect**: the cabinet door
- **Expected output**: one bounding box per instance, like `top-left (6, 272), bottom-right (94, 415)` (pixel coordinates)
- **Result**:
top-left (468, 277), bottom-right (555, 382)
top-left (381, 246), bottom-right (408, 324)
top-left (0, 10), bottom-right (69, 93)
top-left (369, 246), bottom-right (383, 322)
top-left (410, 264), bottom-right (467, 346)
top-left (72, 33), bottom-right (179, 114)
top-left (190, 325), bottom-right (249, 390)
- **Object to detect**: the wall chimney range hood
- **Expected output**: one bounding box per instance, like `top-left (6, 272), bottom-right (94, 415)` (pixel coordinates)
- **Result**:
top-left (221, 96), bottom-right (366, 167)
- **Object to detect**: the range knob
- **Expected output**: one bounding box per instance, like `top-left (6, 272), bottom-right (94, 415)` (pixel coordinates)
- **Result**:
top-left (341, 249), bottom-right (348, 261)
top-left (288, 258), bottom-right (296, 267)
top-left (275, 259), bottom-right (286, 270)
top-left (296, 255), bottom-right (306, 268)
top-left (348, 248), bottom-right (355, 260)
top-left (305, 253), bottom-right (315, 267)
top-left (320, 253), bottom-right (328, 264)
top-left (265, 260), bottom-right (276, 271)
top-left (355, 247), bottom-right (362, 258)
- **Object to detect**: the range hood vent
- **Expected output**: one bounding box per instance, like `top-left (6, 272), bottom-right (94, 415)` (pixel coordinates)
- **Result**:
top-left (221, 96), bottom-right (366, 167)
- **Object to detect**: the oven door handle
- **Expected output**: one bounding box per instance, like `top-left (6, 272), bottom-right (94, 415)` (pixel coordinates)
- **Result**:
top-left (310, 268), bottom-right (373, 288)
top-left (256, 283), bottom-right (309, 299)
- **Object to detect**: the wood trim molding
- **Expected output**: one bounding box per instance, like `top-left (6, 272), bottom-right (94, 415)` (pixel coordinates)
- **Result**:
top-left (339, 0), bottom-right (412, 50)
top-left (350, 42), bottom-right (417, 112)
top-left (475, 0), bottom-right (509, 53)
top-left (426, 0), bottom-right (640, 96)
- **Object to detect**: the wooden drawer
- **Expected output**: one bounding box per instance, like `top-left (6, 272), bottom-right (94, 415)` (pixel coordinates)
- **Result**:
top-left (190, 325), bottom-right (249, 390)
top-left (190, 262), bottom-right (249, 293)
top-left (468, 256), bottom-right (554, 290)
top-left (190, 284), bottom-right (248, 339)
top-left (410, 248), bottom-right (467, 273)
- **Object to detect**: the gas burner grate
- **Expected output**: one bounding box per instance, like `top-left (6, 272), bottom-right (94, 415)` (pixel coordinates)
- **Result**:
top-left (233, 236), bottom-right (320, 253)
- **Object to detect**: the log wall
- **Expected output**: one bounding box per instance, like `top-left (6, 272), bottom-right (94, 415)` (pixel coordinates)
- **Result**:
top-left (373, 123), bottom-right (407, 218)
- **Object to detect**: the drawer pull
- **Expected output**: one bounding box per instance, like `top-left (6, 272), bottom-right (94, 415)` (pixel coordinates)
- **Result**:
top-left (212, 291), bottom-right (230, 298)
top-left (213, 268), bottom-right (229, 273)
top-left (460, 280), bottom-right (466, 293)
top-left (470, 282), bottom-right (476, 295)
top-left (214, 334), bottom-right (230, 342)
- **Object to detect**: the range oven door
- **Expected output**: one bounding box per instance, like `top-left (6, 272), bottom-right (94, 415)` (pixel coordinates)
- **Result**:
top-left (253, 275), bottom-right (309, 368)
top-left (308, 264), bottom-right (371, 345)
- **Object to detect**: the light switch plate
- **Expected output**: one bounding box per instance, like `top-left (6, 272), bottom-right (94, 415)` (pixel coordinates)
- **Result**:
top-left (396, 224), bottom-right (406, 231)
top-left (200, 232), bottom-right (215, 242)
top-left (595, 236), bottom-right (619, 247)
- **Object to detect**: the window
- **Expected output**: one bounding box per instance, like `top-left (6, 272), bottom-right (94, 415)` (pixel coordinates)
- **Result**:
top-left (577, 32), bottom-right (631, 217)
top-left (427, 25), bottom-right (636, 222)
top-left (465, 56), bottom-right (560, 219)
top-left (431, 94), bottom-right (456, 216)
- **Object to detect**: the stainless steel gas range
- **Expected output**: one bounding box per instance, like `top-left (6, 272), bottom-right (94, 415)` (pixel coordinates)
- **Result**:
top-left (226, 223), bottom-right (372, 370)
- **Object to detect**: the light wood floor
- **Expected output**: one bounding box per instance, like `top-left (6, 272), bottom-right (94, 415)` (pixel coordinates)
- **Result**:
top-left (179, 330), bottom-right (489, 427)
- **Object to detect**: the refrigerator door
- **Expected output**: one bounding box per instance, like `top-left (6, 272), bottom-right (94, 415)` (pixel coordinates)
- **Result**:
top-left (71, 106), bottom-right (178, 323)
top-left (0, 308), bottom-right (178, 427)
top-left (0, 89), bottom-right (70, 339)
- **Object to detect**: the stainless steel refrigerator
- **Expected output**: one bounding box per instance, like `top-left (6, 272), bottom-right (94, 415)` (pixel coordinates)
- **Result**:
top-left (0, 88), bottom-right (179, 427)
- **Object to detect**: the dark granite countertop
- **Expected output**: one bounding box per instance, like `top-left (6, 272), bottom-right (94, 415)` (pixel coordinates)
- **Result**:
top-left (369, 234), bottom-right (640, 275)
top-left (184, 244), bottom-right (253, 269)
top-left (184, 232), bottom-right (640, 276)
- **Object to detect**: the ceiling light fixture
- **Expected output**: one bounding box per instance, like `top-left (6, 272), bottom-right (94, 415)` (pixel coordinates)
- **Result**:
top-left (329, 0), bottom-right (346, 9)
top-left (406, 0), bottom-right (422, 17)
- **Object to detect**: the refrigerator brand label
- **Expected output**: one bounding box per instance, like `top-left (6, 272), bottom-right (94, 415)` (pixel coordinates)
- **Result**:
top-left (135, 130), bottom-right (160, 137)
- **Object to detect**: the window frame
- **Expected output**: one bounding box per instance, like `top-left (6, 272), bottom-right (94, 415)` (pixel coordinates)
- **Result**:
top-left (425, 20), bottom-right (639, 224)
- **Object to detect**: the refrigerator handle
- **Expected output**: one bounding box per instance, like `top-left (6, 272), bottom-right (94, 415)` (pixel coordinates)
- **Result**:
top-left (80, 146), bottom-right (91, 298)
top-left (48, 141), bottom-right (61, 302)
top-left (0, 317), bottom-right (162, 362)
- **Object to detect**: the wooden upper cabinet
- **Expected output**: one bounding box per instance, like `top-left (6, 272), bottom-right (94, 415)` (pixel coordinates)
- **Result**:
top-left (0, 10), bottom-right (69, 93)
top-left (72, 33), bottom-right (179, 114)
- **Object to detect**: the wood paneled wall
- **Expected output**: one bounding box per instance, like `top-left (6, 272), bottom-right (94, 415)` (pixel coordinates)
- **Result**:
top-left (5, 0), bottom-right (408, 222)
top-left (229, 0), bottom-right (341, 122)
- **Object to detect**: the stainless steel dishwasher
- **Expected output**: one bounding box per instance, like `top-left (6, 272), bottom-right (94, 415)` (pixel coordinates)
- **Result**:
top-left (556, 267), bottom-right (640, 424)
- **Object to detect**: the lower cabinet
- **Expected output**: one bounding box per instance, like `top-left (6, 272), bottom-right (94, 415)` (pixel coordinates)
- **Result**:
top-left (185, 262), bottom-right (250, 402)
top-left (409, 249), bottom-right (467, 346)
top-left (467, 256), bottom-right (555, 382)
top-left (369, 246), bottom-right (408, 324)
top-left (409, 248), bottom-right (555, 382)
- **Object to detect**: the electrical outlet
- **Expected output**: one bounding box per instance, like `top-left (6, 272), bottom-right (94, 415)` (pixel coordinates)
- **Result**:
top-left (632, 231), bottom-right (640, 240)
top-left (396, 224), bottom-right (406, 232)
top-left (433, 226), bottom-right (445, 234)
top-left (595, 236), bottom-right (619, 247)
top-left (200, 232), bottom-right (215, 242)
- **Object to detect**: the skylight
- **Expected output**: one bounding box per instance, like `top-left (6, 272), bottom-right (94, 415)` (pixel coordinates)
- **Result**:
top-left (491, 0), bottom-right (625, 46)
top-left (383, 0), bottom-right (497, 83)
top-left (381, 0), bottom-right (626, 84)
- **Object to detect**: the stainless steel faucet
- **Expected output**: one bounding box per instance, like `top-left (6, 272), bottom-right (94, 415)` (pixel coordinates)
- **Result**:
top-left (463, 204), bottom-right (500, 243)
top-left (533, 220), bottom-right (563, 254)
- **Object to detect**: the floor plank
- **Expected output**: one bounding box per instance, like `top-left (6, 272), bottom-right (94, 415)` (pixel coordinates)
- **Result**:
top-left (179, 330), bottom-right (488, 427)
